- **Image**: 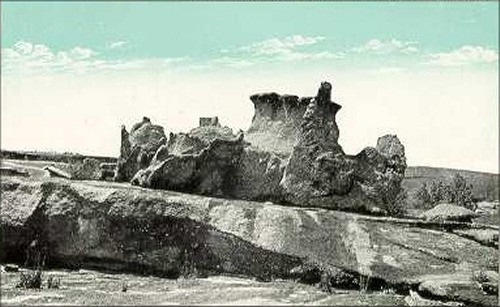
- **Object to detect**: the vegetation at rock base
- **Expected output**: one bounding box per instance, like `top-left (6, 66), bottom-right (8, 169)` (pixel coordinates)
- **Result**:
top-left (470, 270), bottom-right (498, 296)
top-left (415, 174), bottom-right (476, 210)
top-left (16, 269), bottom-right (43, 289)
top-left (470, 270), bottom-right (489, 284)
top-left (16, 238), bottom-right (61, 290)
top-left (383, 189), bottom-right (408, 217)
top-left (47, 276), bottom-right (61, 289)
top-left (67, 157), bottom-right (102, 180)
top-left (372, 180), bottom-right (408, 217)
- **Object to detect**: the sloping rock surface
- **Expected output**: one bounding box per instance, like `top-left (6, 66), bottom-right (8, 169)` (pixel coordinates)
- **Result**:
top-left (1, 177), bottom-right (497, 305)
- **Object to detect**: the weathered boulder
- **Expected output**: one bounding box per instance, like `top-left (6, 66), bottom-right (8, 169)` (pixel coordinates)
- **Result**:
top-left (1, 176), bottom-right (497, 306)
top-left (165, 121), bottom-right (239, 156)
top-left (1, 177), bottom-right (301, 280)
top-left (114, 117), bottom-right (167, 182)
top-left (420, 203), bottom-right (479, 222)
top-left (351, 136), bottom-right (407, 211)
top-left (44, 166), bottom-right (72, 179)
top-left (132, 133), bottom-right (245, 196)
top-left (166, 133), bottom-right (207, 155)
top-left (376, 134), bottom-right (406, 160)
top-left (187, 125), bottom-right (238, 148)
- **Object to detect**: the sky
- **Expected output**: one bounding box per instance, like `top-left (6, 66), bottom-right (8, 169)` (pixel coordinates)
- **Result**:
top-left (1, 2), bottom-right (499, 173)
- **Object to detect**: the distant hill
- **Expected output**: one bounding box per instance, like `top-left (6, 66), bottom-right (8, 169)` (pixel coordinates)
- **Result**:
top-left (403, 166), bottom-right (499, 202)
top-left (0, 150), bottom-right (116, 164)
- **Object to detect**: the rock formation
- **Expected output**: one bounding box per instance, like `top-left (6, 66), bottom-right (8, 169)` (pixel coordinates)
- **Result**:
top-left (116, 82), bottom-right (407, 215)
top-left (278, 82), bottom-right (406, 213)
top-left (280, 82), bottom-right (350, 204)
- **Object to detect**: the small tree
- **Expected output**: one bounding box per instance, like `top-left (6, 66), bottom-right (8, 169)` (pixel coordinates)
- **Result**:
top-left (416, 174), bottom-right (476, 210)
top-left (416, 182), bottom-right (432, 209)
top-left (429, 181), bottom-right (441, 205)
top-left (450, 174), bottom-right (475, 210)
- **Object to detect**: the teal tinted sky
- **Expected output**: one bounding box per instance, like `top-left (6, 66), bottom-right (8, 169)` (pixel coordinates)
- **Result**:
top-left (2, 2), bottom-right (498, 60)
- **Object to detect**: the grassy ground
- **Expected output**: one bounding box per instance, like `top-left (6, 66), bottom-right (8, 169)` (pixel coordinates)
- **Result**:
top-left (1, 267), bottom-right (406, 306)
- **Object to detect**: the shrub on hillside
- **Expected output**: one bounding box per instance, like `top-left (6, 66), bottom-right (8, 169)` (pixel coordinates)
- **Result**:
top-left (416, 174), bottom-right (476, 210)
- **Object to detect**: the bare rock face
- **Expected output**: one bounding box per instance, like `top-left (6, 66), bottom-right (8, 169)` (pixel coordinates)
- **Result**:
top-left (278, 83), bottom-right (406, 213)
top-left (119, 125), bottom-right (131, 158)
top-left (246, 93), bottom-right (311, 155)
top-left (376, 134), bottom-right (406, 159)
top-left (351, 136), bottom-right (407, 211)
top-left (132, 123), bottom-right (245, 196)
top-left (228, 148), bottom-right (287, 201)
top-left (298, 82), bottom-right (342, 148)
top-left (166, 133), bottom-right (207, 156)
top-left (114, 117), bottom-right (167, 182)
top-left (280, 82), bottom-right (353, 206)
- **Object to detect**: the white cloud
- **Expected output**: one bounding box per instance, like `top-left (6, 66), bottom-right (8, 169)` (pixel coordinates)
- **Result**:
top-left (353, 39), bottom-right (419, 54)
top-left (209, 56), bottom-right (256, 68)
top-left (1, 41), bottom-right (187, 75)
top-left (425, 45), bottom-right (498, 66)
top-left (106, 41), bottom-right (128, 50)
top-left (238, 35), bottom-right (325, 55)
top-left (224, 35), bottom-right (343, 64)
top-left (69, 47), bottom-right (96, 60)
top-left (2, 41), bottom-right (101, 74)
top-left (5, 39), bottom-right (497, 76)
